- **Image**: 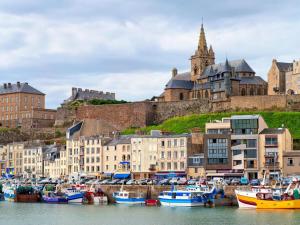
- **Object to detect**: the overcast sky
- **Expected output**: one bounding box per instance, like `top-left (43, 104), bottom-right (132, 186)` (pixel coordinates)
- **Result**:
top-left (0, 0), bottom-right (299, 108)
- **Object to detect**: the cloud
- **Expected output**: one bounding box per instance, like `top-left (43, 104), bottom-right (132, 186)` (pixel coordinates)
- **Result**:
top-left (0, 0), bottom-right (299, 108)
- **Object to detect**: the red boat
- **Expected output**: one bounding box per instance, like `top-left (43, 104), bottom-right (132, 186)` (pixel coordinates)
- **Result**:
top-left (145, 199), bottom-right (159, 206)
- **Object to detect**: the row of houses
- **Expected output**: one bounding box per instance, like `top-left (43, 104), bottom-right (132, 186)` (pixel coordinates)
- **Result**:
top-left (0, 115), bottom-right (300, 180)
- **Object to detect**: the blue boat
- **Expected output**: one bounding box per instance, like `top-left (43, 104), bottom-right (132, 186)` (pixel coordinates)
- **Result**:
top-left (159, 185), bottom-right (217, 207)
top-left (113, 187), bottom-right (145, 204)
top-left (42, 192), bottom-right (68, 204)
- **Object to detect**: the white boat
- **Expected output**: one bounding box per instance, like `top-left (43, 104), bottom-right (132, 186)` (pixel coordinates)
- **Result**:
top-left (113, 186), bottom-right (145, 204)
top-left (64, 188), bottom-right (84, 203)
top-left (3, 183), bottom-right (16, 202)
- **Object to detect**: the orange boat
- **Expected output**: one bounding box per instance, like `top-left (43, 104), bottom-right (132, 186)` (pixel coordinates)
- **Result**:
top-left (235, 179), bottom-right (300, 209)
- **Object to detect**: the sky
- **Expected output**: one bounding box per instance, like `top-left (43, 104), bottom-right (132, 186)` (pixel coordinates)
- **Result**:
top-left (0, 0), bottom-right (300, 108)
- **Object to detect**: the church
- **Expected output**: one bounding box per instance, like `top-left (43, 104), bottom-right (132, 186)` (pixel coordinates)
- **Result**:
top-left (157, 24), bottom-right (268, 102)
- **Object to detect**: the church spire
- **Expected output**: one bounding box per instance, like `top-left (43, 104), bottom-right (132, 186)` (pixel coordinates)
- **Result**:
top-left (198, 22), bottom-right (208, 54)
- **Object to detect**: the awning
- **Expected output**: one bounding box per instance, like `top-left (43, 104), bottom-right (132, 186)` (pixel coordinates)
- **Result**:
top-left (113, 173), bottom-right (131, 179)
top-left (120, 161), bottom-right (130, 165)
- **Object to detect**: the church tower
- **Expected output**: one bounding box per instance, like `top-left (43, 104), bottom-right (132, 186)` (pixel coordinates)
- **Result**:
top-left (190, 23), bottom-right (214, 82)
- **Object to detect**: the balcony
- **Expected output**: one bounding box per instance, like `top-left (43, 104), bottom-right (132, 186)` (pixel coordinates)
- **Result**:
top-left (264, 162), bottom-right (280, 168)
top-left (231, 144), bottom-right (246, 150)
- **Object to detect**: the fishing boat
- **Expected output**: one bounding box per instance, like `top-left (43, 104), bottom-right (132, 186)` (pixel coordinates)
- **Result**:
top-left (64, 187), bottom-right (84, 203)
top-left (83, 185), bottom-right (108, 205)
top-left (158, 185), bottom-right (217, 207)
top-left (113, 186), bottom-right (145, 204)
top-left (3, 185), bottom-right (16, 202)
top-left (42, 192), bottom-right (68, 204)
top-left (235, 178), bottom-right (300, 209)
top-left (14, 186), bottom-right (40, 203)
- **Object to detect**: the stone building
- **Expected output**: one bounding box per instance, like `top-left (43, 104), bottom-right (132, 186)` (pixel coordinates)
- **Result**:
top-left (0, 82), bottom-right (56, 129)
top-left (268, 59), bottom-right (300, 95)
top-left (158, 24), bottom-right (267, 102)
top-left (283, 151), bottom-right (300, 176)
top-left (23, 145), bottom-right (44, 178)
top-left (63, 87), bottom-right (115, 105)
top-left (43, 145), bottom-right (67, 179)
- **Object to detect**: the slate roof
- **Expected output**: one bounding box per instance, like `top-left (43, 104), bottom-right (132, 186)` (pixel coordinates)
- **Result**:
top-left (239, 76), bottom-right (267, 85)
top-left (231, 115), bottom-right (260, 120)
top-left (165, 79), bottom-right (194, 90)
top-left (106, 135), bottom-right (133, 146)
top-left (260, 128), bottom-right (286, 135)
top-left (202, 59), bottom-right (255, 77)
top-left (0, 82), bottom-right (44, 95)
top-left (276, 62), bottom-right (292, 72)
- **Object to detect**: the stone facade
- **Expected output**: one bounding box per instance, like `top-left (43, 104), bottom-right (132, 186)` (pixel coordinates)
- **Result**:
top-left (267, 59), bottom-right (300, 95)
top-left (0, 82), bottom-right (56, 129)
top-left (157, 24), bottom-right (267, 102)
top-left (63, 87), bottom-right (115, 105)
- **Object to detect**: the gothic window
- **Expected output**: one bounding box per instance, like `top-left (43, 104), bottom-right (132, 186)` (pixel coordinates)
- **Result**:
top-left (179, 93), bottom-right (184, 100)
top-left (193, 65), bottom-right (198, 75)
top-left (241, 88), bottom-right (246, 96)
top-left (257, 88), bottom-right (262, 95)
top-left (205, 90), bottom-right (209, 99)
top-left (250, 88), bottom-right (254, 96)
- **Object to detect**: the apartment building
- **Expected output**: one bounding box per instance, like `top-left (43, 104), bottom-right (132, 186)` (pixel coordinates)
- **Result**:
top-left (6, 142), bottom-right (24, 177)
top-left (156, 134), bottom-right (192, 178)
top-left (131, 134), bottom-right (159, 179)
top-left (259, 128), bottom-right (292, 178)
top-left (103, 136), bottom-right (131, 177)
top-left (44, 145), bottom-right (67, 179)
top-left (0, 145), bottom-right (7, 175)
top-left (231, 115), bottom-right (268, 180)
top-left (23, 146), bottom-right (44, 178)
top-left (283, 151), bottom-right (300, 176)
top-left (204, 118), bottom-right (233, 178)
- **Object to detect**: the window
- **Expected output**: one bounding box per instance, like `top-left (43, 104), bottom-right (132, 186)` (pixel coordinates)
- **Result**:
top-left (174, 162), bottom-right (178, 170)
top-left (173, 151), bottom-right (178, 159)
top-left (86, 148), bottom-right (89, 154)
top-left (174, 139), bottom-right (177, 147)
top-left (233, 160), bottom-right (242, 166)
top-left (96, 157), bottom-right (100, 163)
top-left (288, 158), bottom-right (294, 166)
top-left (180, 151), bottom-right (184, 157)
top-left (167, 151), bottom-right (171, 159)
top-left (167, 162), bottom-right (171, 170)
top-left (179, 93), bottom-right (184, 100)
top-left (232, 150), bottom-right (242, 156)
top-left (161, 141), bottom-right (165, 147)
top-left (244, 149), bottom-right (257, 158)
top-left (167, 140), bottom-right (171, 148)
top-left (180, 139), bottom-right (184, 147)
top-left (247, 139), bottom-right (257, 148)
top-left (180, 162), bottom-right (185, 170)
top-left (161, 151), bottom-right (165, 159)
top-left (161, 162), bottom-right (165, 170)
top-left (91, 148), bottom-right (95, 154)
top-left (96, 148), bottom-right (100, 154)
top-left (265, 137), bottom-right (278, 146)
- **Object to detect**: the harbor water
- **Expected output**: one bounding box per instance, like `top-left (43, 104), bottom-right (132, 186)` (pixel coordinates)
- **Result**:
top-left (1, 202), bottom-right (300, 225)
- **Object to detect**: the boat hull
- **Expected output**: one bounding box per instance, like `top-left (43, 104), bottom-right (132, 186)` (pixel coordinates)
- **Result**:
top-left (15, 194), bottom-right (40, 203)
top-left (66, 192), bottom-right (84, 204)
top-left (159, 198), bottom-right (204, 207)
top-left (43, 196), bottom-right (68, 204)
top-left (114, 197), bottom-right (145, 204)
top-left (235, 192), bottom-right (300, 209)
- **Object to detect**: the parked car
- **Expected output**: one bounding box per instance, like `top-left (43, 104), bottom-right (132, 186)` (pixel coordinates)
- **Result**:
top-left (117, 179), bottom-right (128, 185)
top-left (240, 177), bottom-right (249, 185)
top-left (250, 179), bottom-right (260, 186)
top-left (177, 178), bottom-right (187, 185)
top-left (224, 178), bottom-right (231, 185)
top-left (169, 177), bottom-right (180, 185)
top-left (99, 179), bottom-right (110, 184)
top-left (187, 179), bottom-right (197, 185)
top-left (108, 179), bottom-right (120, 185)
top-left (158, 179), bottom-right (170, 185)
top-left (231, 178), bottom-right (240, 185)
top-left (126, 179), bottom-right (137, 185)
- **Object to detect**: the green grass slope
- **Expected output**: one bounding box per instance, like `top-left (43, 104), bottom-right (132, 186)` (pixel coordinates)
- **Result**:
top-left (122, 111), bottom-right (300, 139)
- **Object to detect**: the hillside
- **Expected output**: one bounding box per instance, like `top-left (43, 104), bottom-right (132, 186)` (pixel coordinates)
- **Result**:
top-left (122, 111), bottom-right (300, 139)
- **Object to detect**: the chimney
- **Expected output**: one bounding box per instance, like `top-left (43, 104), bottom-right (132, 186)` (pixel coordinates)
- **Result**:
top-left (17, 81), bottom-right (21, 87)
top-left (8, 83), bottom-right (11, 88)
top-left (172, 68), bottom-right (178, 78)
top-left (25, 82), bottom-right (28, 85)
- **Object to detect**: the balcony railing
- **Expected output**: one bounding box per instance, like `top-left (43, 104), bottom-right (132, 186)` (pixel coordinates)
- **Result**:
top-left (264, 162), bottom-right (279, 167)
